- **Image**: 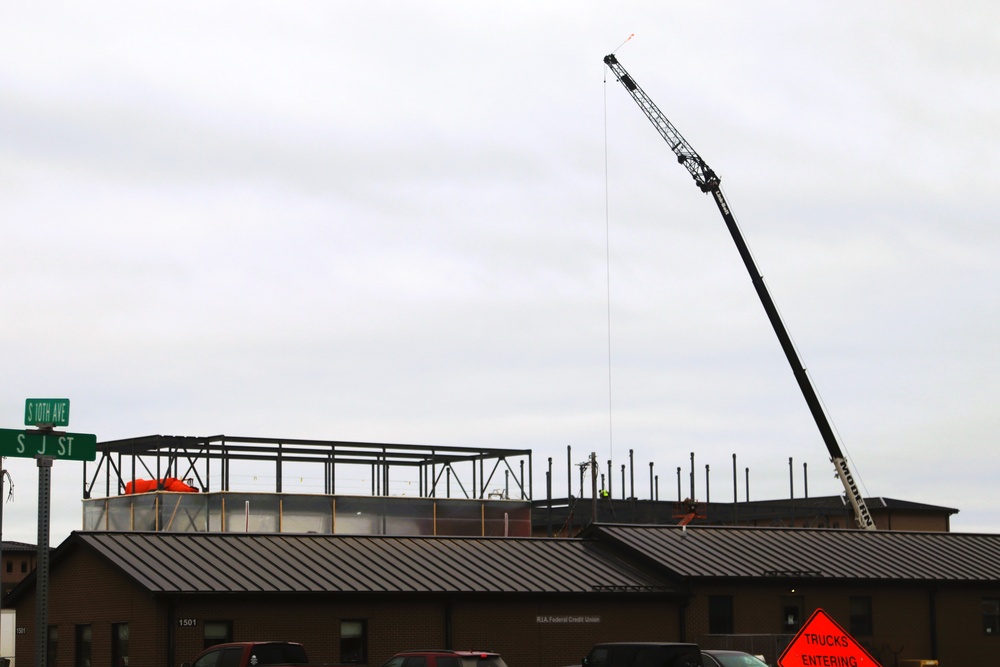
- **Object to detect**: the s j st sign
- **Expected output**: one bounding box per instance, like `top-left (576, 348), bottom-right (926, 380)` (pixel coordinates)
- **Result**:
top-left (0, 428), bottom-right (97, 461)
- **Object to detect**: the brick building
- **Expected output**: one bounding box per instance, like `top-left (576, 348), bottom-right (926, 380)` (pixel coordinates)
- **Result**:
top-left (1, 542), bottom-right (37, 600)
top-left (7, 524), bottom-right (1000, 667)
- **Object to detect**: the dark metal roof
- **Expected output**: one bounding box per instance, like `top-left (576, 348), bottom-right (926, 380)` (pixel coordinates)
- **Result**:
top-left (589, 524), bottom-right (1000, 582)
top-left (532, 495), bottom-right (958, 534)
top-left (70, 531), bottom-right (674, 595)
top-left (735, 495), bottom-right (958, 513)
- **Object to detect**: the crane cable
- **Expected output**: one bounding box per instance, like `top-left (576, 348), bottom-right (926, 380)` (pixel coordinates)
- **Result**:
top-left (602, 34), bottom-right (635, 467)
top-left (603, 63), bottom-right (615, 465)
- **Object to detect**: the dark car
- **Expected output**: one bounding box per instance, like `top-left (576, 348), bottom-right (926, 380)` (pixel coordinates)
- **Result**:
top-left (582, 643), bottom-right (702, 667)
top-left (381, 650), bottom-right (508, 667)
top-left (700, 650), bottom-right (770, 667)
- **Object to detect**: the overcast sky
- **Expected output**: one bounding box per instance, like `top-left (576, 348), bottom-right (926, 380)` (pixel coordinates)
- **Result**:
top-left (2, 2), bottom-right (998, 545)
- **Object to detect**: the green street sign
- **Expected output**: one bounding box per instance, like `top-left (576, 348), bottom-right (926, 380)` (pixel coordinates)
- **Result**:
top-left (0, 428), bottom-right (96, 461)
top-left (24, 398), bottom-right (70, 427)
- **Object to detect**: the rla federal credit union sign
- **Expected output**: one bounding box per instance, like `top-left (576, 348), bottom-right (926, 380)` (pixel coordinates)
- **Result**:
top-left (536, 616), bottom-right (601, 624)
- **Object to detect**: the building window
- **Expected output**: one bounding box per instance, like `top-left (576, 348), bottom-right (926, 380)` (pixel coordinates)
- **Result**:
top-left (75, 625), bottom-right (92, 667)
top-left (112, 623), bottom-right (129, 667)
top-left (984, 599), bottom-right (1000, 636)
top-left (340, 620), bottom-right (367, 663)
top-left (204, 621), bottom-right (233, 649)
top-left (781, 596), bottom-right (804, 633)
top-left (708, 595), bottom-right (734, 634)
top-left (850, 596), bottom-right (873, 636)
top-left (47, 626), bottom-right (58, 667)
top-left (5, 561), bottom-right (10, 574)
top-left (20, 561), bottom-right (27, 574)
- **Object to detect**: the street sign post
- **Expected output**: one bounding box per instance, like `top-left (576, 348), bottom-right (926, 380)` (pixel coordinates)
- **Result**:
top-left (778, 608), bottom-right (882, 667)
top-left (6, 397), bottom-right (95, 667)
top-left (0, 428), bottom-right (97, 462)
top-left (24, 398), bottom-right (70, 427)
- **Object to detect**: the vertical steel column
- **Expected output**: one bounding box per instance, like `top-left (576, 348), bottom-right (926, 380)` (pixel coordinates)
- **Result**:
top-left (789, 457), bottom-right (794, 498)
top-left (589, 452), bottom-right (597, 523)
top-left (629, 449), bottom-right (635, 499)
top-left (566, 446), bottom-right (571, 499)
top-left (689, 452), bottom-right (695, 500)
top-left (546, 458), bottom-right (553, 537)
top-left (276, 443), bottom-right (283, 493)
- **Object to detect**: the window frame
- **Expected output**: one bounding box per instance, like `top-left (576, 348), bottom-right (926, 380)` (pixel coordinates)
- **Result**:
top-left (780, 595), bottom-right (805, 633)
top-left (47, 625), bottom-right (58, 667)
top-left (708, 595), bottom-right (734, 634)
top-left (849, 596), bottom-right (873, 636)
top-left (984, 598), bottom-right (1000, 637)
top-left (75, 624), bottom-right (92, 667)
top-left (339, 619), bottom-right (368, 664)
top-left (112, 622), bottom-right (129, 667)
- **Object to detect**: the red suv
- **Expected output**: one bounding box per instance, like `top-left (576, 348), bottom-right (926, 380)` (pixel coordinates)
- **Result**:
top-left (381, 650), bottom-right (508, 667)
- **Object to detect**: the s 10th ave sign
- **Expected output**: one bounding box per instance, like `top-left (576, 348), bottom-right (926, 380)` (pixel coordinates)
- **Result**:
top-left (0, 428), bottom-right (97, 461)
top-left (24, 398), bottom-right (70, 427)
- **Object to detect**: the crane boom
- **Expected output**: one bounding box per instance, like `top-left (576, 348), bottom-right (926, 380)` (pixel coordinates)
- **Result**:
top-left (603, 53), bottom-right (875, 530)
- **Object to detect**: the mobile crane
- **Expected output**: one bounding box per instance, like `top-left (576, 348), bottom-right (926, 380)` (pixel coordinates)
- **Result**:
top-left (603, 53), bottom-right (876, 530)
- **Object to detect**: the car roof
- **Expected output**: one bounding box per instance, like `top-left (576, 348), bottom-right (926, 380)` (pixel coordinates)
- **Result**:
top-left (592, 643), bottom-right (699, 648)
top-left (394, 651), bottom-right (500, 657)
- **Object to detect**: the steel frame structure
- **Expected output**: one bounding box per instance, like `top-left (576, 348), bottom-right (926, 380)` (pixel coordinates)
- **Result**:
top-left (84, 434), bottom-right (533, 501)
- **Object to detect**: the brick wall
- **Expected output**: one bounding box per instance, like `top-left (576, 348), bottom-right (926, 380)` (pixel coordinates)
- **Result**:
top-left (934, 586), bottom-right (1000, 664)
top-left (685, 583), bottom-right (941, 665)
top-left (452, 596), bottom-right (682, 667)
top-left (14, 546), bottom-right (166, 667)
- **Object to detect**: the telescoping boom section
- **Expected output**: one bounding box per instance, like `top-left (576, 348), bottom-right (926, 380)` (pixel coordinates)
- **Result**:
top-left (603, 53), bottom-right (875, 530)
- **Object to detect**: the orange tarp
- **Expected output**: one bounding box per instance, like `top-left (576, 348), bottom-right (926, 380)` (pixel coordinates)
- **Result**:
top-left (124, 477), bottom-right (198, 494)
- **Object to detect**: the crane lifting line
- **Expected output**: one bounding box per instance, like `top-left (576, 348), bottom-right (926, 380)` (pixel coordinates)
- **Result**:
top-left (602, 62), bottom-right (615, 465)
top-left (600, 33), bottom-right (636, 465)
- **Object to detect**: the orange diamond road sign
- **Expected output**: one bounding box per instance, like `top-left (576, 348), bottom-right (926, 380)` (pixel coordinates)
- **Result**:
top-left (779, 608), bottom-right (882, 667)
